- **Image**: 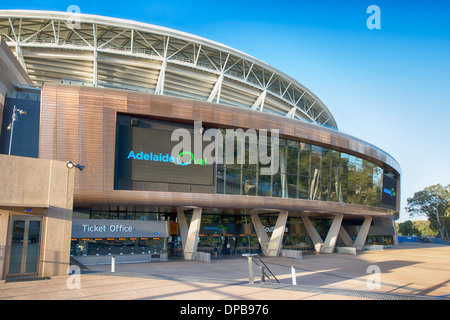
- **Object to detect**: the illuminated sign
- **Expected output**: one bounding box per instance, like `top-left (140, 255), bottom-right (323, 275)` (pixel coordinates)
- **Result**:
top-left (126, 150), bottom-right (207, 166)
top-left (204, 225), bottom-right (228, 231)
top-left (383, 187), bottom-right (396, 197)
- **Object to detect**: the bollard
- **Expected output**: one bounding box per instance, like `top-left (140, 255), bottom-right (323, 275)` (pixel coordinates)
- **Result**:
top-left (111, 255), bottom-right (116, 273)
top-left (291, 266), bottom-right (297, 285)
top-left (260, 266), bottom-right (265, 283)
top-left (248, 256), bottom-right (254, 284)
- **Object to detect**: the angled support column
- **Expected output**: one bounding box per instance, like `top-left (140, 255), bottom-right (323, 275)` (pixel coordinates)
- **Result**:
top-left (251, 211), bottom-right (288, 256)
top-left (250, 211), bottom-right (270, 254)
top-left (339, 225), bottom-right (354, 247)
top-left (177, 207), bottom-right (202, 260)
top-left (354, 216), bottom-right (372, 250)
top-left (267, 211), bottom-right (288, 256)
top-left (301, 215), bottom-right (323, 253)
top-left (322, 213), bottom-right (344, 253)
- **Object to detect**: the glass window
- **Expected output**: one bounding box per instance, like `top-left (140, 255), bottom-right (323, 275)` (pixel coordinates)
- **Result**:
top-left (299, 143), bottom-right (311, 177)
top-left (287, 174), bottom-right (298, 199)
top-left (258, 172), bottom-right (272, 197)
top-left (298, 176), bottom-right (309, 199)
top-left (70, 237), bottom-right (167, 256)
top-left (310, 145), bottom-right (322, 173)
top-left (287, 148), bottom-right (299, 175)
top-left (243, 137), bottom-right (258, 170)
top-left (330, 150), bottom-right (341, 202)
top-left (272, 172), bottom-right (282, 198)
top-left (347, 183), bottom-right (356, 204)
top-left (242, 169), bottom-right (257, 196)
top-left (225, 167), bottom-right (241, 195)
top-left (320, 179), bottom-right (330, 201)
top-left (258, 136), bottom-right (273, 172)
top-left (216, 168), bottom-right (225, 194)
top-left (279, 146), bottom-right (287, 175)
top-left (72, 208), bottom-right (89, 219)
top-left (321, 148), bottom-right (332, 182)
top-left (214, 135), bottom-right (387, 208)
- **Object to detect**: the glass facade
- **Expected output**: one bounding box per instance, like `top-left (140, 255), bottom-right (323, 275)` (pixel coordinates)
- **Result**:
top-left (70, 133), bottom-right (395, 258)
top-left (70, 206), bottom-right (395, 257)
top-left (216, 133), bottom-right (384, 208)
top-left (71, 237), bottom-right (166, 256)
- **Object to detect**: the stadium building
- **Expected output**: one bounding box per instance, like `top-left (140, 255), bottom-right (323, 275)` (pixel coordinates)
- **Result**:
top-left (0, 10), bottom-right (400, 279)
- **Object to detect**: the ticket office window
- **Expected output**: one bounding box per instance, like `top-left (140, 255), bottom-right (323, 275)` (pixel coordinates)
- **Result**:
top-left (70, 237), bottom-right (166, 256)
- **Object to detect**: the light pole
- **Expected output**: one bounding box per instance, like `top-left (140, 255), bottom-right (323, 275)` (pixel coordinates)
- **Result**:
top-left (7, 105), bottom-right (27, 155)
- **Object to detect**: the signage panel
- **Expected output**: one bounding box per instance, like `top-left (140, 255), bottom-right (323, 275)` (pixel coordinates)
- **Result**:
top-left (381, 174), bottom-right (398, 209)
top-left (114, 117), bottom-right (215, 189)
top-left (71, 219), bottom-right (169, 238)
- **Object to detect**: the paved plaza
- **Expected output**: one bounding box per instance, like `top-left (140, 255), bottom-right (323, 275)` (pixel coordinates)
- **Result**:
top-left (1, 242), bottom-right (449, 300)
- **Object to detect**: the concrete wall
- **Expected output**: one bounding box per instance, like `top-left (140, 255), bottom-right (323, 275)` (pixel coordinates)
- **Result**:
top-left (0, 154), bottom-right (74, 279)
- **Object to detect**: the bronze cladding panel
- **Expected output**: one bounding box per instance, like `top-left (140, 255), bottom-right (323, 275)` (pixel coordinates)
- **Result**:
top-left (39, 83), bottom-right (399, 216)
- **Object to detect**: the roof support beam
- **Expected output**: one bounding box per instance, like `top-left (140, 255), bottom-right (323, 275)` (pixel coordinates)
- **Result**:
top-left (155, 59), bottom-right (167, 95)
top-left (155, 36), bottom-right (169, 95)
top-left (0, 14), bottom-right (337, 128)
top-left (251, 89), bottom-right (267, 111)
top-left (286, 106), bottom-right (297, 118)
top-left (8, 18), bottom-right (26, 69)
top-left (207, 73), bottom-right (224, 103)
top-left (51, 20), bottom-right (59, 45)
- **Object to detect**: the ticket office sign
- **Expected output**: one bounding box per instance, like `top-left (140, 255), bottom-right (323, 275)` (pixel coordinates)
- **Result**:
top-left (72, 219), bottom-right (169, 238)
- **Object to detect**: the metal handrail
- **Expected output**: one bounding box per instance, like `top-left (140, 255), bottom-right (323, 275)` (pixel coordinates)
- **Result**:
top-left (243, 253), bottom-right (280, 284)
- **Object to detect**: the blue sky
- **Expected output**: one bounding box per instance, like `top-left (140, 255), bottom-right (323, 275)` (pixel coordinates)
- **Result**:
top-left (3, 0), bottom-right (450, 221)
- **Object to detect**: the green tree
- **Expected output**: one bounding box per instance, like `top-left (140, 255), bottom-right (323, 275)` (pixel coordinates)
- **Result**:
top-left (406, 184), bottom-right (450, 240)
top-left (397, 220), bottom-right (420, 237)
top-left (413, 220), bottom-right (438, 237)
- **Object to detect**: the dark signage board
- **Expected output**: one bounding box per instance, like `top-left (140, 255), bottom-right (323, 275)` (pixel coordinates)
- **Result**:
top-left (381, 174), bottom-right (398, 209)
top-left (114, 115), bottom-right (215, 190)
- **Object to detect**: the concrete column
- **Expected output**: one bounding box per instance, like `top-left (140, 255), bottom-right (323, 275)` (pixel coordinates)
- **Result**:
top-left (301, 215), bottom-right (323, 253)
top-left (266, 211), bottom-right (288, 256)
top-left (177, 207), bottom-right (188, 252)
top-left (392, 219), bottom-right (399, 246)
top-left (251, 210), bottom-right (289, 257)
top-left (339, 225), bottom-right (354, 247)
top-left (354, 216), bottom-right (373, 250)
top-left (322, 213), bottom-right (344, 253)
top-left (177, 207), bottom-right (202, 260)
top-left (250, 211), bottom-right (270, 255)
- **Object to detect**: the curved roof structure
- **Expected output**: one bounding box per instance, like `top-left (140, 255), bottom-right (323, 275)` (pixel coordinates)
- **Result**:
top-left (0, 10), bottom-right (337, 128)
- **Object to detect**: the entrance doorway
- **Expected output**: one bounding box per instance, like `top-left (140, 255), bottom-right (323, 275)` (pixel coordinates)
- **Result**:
top-left (6, 215), bottom-right (43, 280)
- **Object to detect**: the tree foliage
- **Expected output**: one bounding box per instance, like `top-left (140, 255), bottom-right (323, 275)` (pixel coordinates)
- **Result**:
top-left (397, 220), bottom-right (420, 237)
top-left (406, 184), bottom-right (450, 239)
top-left (396, 220), bottom-right (438, 237)
top-left (413, 220), bottom-right (439, 237)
